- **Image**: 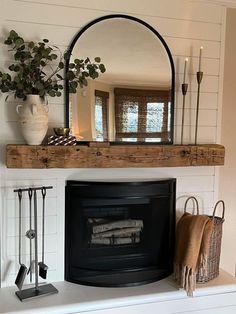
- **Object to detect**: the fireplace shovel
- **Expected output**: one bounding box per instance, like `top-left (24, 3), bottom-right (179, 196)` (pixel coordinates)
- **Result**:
top-left (38, 187), bottom-right (48, 279)
top-left (15, 189), bottom-right (28, 290)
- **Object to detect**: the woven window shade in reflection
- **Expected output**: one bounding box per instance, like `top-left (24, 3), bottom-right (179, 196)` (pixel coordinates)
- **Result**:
top-left (114, 88), bottom-right (171, 142)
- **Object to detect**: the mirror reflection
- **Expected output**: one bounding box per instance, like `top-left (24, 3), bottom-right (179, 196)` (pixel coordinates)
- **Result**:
top-left (68, 17), bottom-right (174, 143)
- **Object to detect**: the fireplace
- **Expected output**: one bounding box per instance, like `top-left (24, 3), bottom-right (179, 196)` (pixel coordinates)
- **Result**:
top-left (65, 179), bottom-right (176, 287)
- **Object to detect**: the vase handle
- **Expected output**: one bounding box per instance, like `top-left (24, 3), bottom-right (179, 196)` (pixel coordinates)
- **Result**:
top-left (16, 104), bottom-right (23, 116)
top-left (31, 103), bottom-right (37, 115)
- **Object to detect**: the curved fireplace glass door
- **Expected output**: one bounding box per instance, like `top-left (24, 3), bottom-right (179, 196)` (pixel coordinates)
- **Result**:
top-left (65, 179), bottom-right (176, 287)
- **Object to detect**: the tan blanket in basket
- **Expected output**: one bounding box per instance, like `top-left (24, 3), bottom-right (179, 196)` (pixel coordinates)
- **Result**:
top-left (174, 212), bottom-right (213, 296)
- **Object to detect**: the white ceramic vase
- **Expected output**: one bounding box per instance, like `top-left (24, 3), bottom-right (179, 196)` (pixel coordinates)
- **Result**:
top-left (16, 95), bottom-right (49, 145)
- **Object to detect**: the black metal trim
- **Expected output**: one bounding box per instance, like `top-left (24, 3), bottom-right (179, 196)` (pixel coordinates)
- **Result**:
top-left (65, 14), bottom-right (175, 145)
top-left (65, 179), bottom-right (176, 287)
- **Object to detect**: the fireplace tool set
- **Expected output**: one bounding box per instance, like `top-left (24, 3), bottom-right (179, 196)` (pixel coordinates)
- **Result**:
top-left (14, 186), bottom-right (58, 301)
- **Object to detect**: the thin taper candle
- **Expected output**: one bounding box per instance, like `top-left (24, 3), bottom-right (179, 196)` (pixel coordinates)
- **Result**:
top-left (183, 58), bottom-right (188, 84)
top-left (198, 46), bottom-right (203, 72)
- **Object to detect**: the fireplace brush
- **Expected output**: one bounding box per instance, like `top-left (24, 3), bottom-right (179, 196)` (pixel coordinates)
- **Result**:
top-left (13, 186), bottom-right (58, 301)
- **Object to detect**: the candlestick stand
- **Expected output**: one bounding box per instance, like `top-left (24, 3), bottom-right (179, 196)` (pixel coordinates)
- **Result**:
top-left (181, 83), bottom-right (188, 144)
top-left (194, 71), bottom-right (203, 145)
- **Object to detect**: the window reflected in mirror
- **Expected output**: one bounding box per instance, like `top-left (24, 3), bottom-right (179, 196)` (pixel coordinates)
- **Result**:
top-left (67, 16), bottom-right (174, 144)
top-left (114, 88), bottom-right (171, 142)
top-left (95, 90), bottom-right (109, 141)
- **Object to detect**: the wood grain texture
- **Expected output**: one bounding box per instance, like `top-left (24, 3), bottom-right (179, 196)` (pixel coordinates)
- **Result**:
top-left (6, 144), bottom-right (225, 168)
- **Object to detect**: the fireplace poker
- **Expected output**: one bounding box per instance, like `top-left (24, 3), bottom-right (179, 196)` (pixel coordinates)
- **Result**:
top-left (26, 188), bottom-right (34, 282)
top-left (38, 187), bottom-right (48, 279)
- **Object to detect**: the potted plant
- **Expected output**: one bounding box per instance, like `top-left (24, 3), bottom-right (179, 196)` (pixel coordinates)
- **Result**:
top-left (0, 30), bottom-right (106, 145)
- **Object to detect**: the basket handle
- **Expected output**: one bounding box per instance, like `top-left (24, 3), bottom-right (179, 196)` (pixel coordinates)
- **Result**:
top-left (212, 200), bottom-right (225, 219)
top-left (184, 196), bottom-right (199, 215)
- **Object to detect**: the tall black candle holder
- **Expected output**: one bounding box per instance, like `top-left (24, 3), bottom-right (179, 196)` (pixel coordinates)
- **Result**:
top-left (181, 83), bottom-right (188, 144)
top-left (194, 71), bottom-right (203, 145)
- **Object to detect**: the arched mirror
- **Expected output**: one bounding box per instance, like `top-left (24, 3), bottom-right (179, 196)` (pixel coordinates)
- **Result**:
top-left (65, 14), bottom-right (175, 144)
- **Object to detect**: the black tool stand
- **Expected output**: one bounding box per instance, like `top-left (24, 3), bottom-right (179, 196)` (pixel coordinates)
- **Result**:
top-left (14, 186), bottom-right (58, 301)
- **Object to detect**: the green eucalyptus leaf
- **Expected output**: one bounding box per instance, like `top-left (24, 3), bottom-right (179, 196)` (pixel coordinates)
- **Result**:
top-left (4, 39), bottom-right (12, 45)
top-left (48, 90), bottom-right (56, 97)
top-left (14, 51), bottom-right (22, 60)
top-left (28, 41), bottom-right (35, 49)
top-left (14, 65), bottom-right (20, 72)
top-left (1, 86), bottom-right (10, 92)
top-left (99, 64), bottom-right (106, 73)
top-left (59, 62), bottom-right (64, 69)
top-left (35, 82), bottom-right (44, 90)
top-left (56, 74), bottom-right (63, 80)
top-left (64, 51), bottom-right (71, 60)
top-left (14, 76), bottom-right (20, 83)
top-left (70, 81), bottom-right (78, 89)
top-left (51, 53), bottom-right (57, 60)
top-left (9, 64), bottom-right (15, 71)
top-left (94, 57), bottom-right (101, 62)
top-left (75, 64), bottom-right (81, 71)
top-left (67, 70), bottom-right (75, 81)
top-left (2, 73), bottom-right (9, 80)
top-left (9, 30), bottom-right (18, 39)
top-left (43, 39), bottom-right (49, 43)
top-left (15, 37), bottom-right (24, 47)
top-left (19, 45), bottom-right (25, 51)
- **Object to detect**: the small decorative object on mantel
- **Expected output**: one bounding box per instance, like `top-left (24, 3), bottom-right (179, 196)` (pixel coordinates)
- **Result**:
top-left (47, 135), bottom-right (77, 146)
top-left (181, 58), bottom-right (189, 144)
top-left (195, 46), bottom-right (204, 145)
top-left (53, 127), bottom-right (71, 137)
top-left (47, 127), bottom-right (76, 145)
top-left (13, 186), bottom-right (58, 301)
top-left (0, 30), bottom-right (106, 145)
top-left (174, 196), bottom-right (225, 296)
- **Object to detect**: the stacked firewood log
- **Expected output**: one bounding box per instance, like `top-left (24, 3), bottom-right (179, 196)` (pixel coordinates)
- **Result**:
top-left (88, 218), bottom-right (143, 245)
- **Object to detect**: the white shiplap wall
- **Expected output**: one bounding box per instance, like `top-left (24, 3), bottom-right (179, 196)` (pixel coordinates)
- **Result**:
top-left (0, 0), bottom-right (226, 287)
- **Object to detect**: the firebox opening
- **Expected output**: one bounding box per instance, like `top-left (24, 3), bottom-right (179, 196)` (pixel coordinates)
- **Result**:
top-left (65, 179), bottom-right (176, 287)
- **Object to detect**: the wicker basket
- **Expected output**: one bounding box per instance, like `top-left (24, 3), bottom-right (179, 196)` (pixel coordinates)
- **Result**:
top-left (184, 197), bottom-right (225, 283)
top-left (184, 196), bottom-right (200, 215)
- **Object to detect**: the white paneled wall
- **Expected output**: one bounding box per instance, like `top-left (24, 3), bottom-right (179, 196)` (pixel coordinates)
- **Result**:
top-left (0, 0), bottom-right (226, 287)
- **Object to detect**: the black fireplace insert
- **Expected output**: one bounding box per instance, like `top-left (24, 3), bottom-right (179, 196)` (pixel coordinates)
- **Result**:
top-left (65, 179), bottom-right (176, 287)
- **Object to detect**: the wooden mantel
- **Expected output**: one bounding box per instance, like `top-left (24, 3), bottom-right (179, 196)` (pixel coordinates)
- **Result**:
top-left (6, 144), bottom-right (225, 169)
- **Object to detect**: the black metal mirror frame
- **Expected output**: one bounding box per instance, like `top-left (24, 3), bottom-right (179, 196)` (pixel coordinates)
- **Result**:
top-left (65, 14), bottom-right (175, 144)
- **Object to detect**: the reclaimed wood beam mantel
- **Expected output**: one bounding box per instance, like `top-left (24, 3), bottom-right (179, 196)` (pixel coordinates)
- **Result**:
top-left (6, 144), bottom-right (225, 169)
